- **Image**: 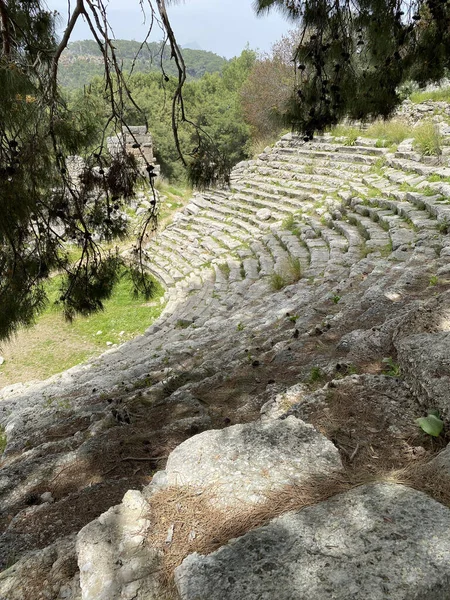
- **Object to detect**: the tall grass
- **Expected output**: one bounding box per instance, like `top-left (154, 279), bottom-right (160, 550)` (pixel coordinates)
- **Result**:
top-left (413, 122), bottom-right (442, 156)
top-left (365, 120), bottom-right (411, 145)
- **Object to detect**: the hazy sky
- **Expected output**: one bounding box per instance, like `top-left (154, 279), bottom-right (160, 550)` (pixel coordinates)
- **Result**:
top-left (45, 0), bottom-right (292, 58)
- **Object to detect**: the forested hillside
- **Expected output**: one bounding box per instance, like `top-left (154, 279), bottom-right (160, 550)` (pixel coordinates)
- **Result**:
top-left (67, 49), bottom-right (269, 182)
top-left (63, 36), bottom-right (297, 184)
top-left (59, 40), bottom-right (228, 88)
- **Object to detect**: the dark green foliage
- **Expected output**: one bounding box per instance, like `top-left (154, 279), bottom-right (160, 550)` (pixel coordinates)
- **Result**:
top-left (256, 0), bottom-right (450, 134)
top-left (0, 2), bottom-right (157, 340)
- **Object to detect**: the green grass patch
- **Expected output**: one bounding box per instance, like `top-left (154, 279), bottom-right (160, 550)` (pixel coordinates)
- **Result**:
top-left (0, 274), bottom-right (165, 386)
top-left (217, 262), bottom-right (230, 279)
top-left (428, 174), bottom-right (450, 183)
top-left (154, 180), bottom-right (192, 225)
top-left (0, 426), bottom-right (7, 454)
top-left (410, 88), bottom-right (450, 104)
top-left (328, 125), bottom-right (360, 145)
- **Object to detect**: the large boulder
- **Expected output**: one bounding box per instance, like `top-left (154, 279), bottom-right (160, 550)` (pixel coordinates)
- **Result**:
top-left (175, 483), bottom-right (450, 600)
top-left (160, 416), bottom-right (342, 507)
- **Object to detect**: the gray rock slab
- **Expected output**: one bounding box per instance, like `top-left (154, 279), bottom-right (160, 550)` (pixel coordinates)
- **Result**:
top-left (175, 483), bottom-right (450, 600)
top-left (256, 208), bottom-right (271, 221)
top-left (394, 290), bottom-right (450, 418)
top-left (163, 416), bottom-right (341, 506)
top-left (396, 332), bottom-right (450, 419)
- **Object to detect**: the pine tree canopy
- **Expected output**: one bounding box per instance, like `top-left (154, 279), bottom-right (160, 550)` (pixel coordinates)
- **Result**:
top-left (254, 0), bottom-right (450, 135)
top-left (0, 0), bottom-right (449, 340)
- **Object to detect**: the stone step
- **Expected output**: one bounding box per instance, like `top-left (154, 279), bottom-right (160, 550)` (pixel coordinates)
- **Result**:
top-left (345, 210), bottom-right (391, 251)
top-left (275, 145), bottom-right (380, 165)
top-left (249, 240), bottom-right (275, 276)
top-left (155, 236), bottom-right (206, 271)
top-left (242, 156), bottom-right (374, 181)
top-left (386, 155), bottom-right (435, 177)
top-left (246, 163), bottom-right (348, 188)
top-left (243, 173), bottom-right (337, 197)
top-left (200, 192), bottom-right (277, 232)
top-left (406, 191), bottom-right (450, 223)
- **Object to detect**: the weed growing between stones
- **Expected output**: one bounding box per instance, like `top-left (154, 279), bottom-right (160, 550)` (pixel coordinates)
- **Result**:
top-left (382, 357), bottom-right (401, 377)
top-left (270, 272), bottom-right (286, 290)
top-left (309, 366), bottom-right (324, 383)
top-left (282, 214), bottom-right (295, 230)
top-left (217, 262), bottom-right (230, 279)
top-left (429, 275), bottom-right (439, 286)
top-left (0, 426), bottom-right (6, 454)
top-left (270, 257), bottom-right (302, 291)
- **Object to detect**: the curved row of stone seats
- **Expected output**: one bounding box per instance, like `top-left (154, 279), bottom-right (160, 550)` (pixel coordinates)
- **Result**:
top-left (139, 131), bottom-right (450, 335)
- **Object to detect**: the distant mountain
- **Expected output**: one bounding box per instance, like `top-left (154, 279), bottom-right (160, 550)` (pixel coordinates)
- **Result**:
top-left (182, 41), bottom-right (204, 51)
top-left (59, 40), bottom-right (228, 89)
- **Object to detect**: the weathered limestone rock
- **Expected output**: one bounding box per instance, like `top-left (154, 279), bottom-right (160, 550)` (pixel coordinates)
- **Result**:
top-left (260, 383), bottom-right (309, 421)
top-left (0, 535), bottom-right (79, 600)
top-left (394, 290), bottom-right (450, 418)
top-left (160, 416), bottom-right (342, 506)
top-left (175, 483), bottom-right (450, 600)
top-left (256, 208), bottom-right (271, 221)
top-left (76, 490), bottom-right (162, 600)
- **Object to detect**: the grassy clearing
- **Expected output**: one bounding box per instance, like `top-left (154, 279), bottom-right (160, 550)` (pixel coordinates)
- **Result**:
top-left (0, 273), bottom-right (164, 386)
top-left (155, 179), bottom-right (192, 227)
top-left (410, 88), bottom-right (450, 104)
top-left (0, 180), bottom-right (192, 386)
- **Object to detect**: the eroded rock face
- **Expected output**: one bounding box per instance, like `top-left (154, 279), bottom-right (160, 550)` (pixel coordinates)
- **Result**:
top-left (161, 416), bottom-right (342, 506)
top-left (0, 535), bottom-right (79, 600)
top-left (175, 483), bottom-right (450, 600)
top-left (76, 490), bottom-right (162, 600)
top-left (394, 290), bottom-right (450, 419)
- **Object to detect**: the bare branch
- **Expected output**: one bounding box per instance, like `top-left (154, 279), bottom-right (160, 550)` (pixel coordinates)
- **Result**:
top-left (0, 0), bottom-right (11, 56)
top-left (51, 0), bottom-right (85, 93)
